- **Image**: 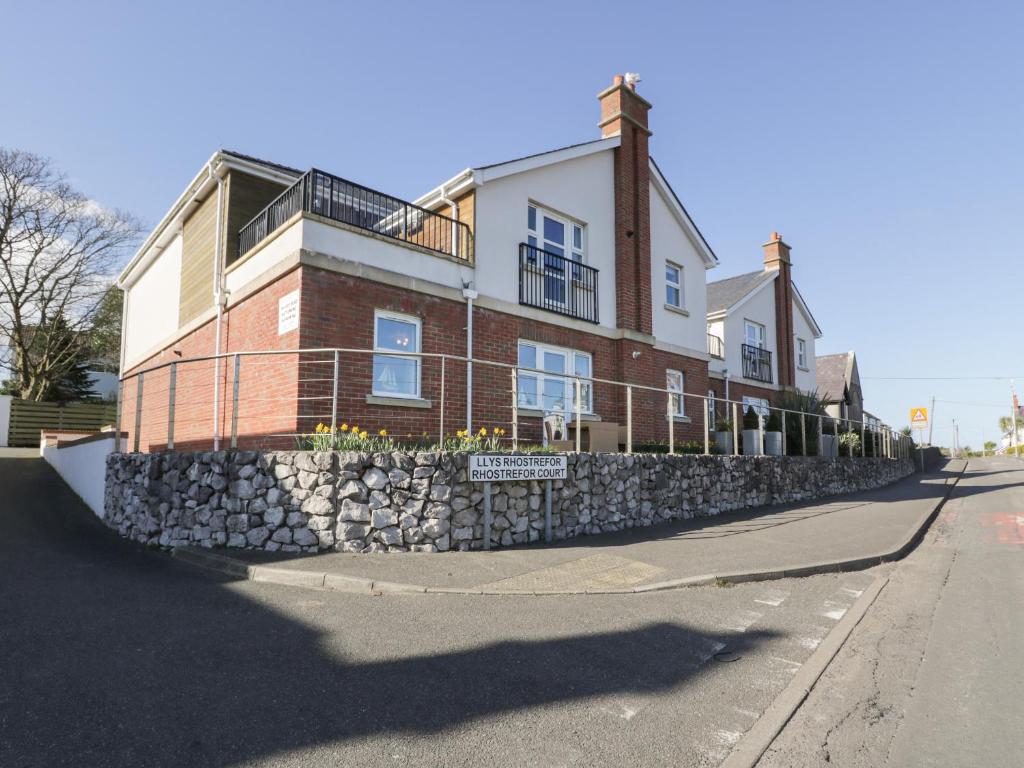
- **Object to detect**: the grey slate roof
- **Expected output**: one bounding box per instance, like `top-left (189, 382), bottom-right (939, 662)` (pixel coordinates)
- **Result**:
top-left (815, 352), bottom-right (851, 403)
top-left (706, 270), bottom-right (775, 314)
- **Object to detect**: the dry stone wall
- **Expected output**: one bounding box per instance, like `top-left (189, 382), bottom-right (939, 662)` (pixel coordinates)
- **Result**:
top-left (103, 451), bottom-right (915, 553)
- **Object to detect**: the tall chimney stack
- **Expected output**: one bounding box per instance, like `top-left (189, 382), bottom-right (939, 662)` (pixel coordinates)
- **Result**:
top-left (598, 74), bottom-right (653, 334)
top-left (763, 232), bottom-right (796, 388)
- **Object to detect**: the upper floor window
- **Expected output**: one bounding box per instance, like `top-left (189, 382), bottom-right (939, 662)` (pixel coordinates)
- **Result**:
top-left (527, 205), bottom-right (584, 264)
top-left (666, 369), bottom-right (685, 416)
top-left (517, 340), bottom-right (592, 415)
top-left (796, 338), bottom-right (807, 369)
top-left (373, 310), bottom-right (421, 398)
top-left (665, 261), bottom-right (683, 308)
top-left (744, 320), bottom-right (766, 349)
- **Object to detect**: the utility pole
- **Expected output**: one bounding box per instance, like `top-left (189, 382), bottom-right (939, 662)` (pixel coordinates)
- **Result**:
top-left (928, 395), bottom-right (936, 446)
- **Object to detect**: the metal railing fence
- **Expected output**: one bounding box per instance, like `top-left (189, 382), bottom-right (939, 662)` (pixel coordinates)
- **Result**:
top-left (519, 242), bottom-right (599, 324)
top-left (115, 347), bottom-right (915, 461)
top-left (238, 169), bottom-right (473, 262)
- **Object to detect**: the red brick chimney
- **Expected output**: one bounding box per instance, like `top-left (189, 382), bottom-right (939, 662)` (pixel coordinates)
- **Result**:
top-left (763, 232), bottom-right (796, 388)
top-left (598, 74), bottom-right (653, 335)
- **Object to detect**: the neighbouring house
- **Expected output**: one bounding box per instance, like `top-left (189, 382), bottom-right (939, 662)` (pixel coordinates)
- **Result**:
top-left (705, 233), bottom-right (823, 422)
top-left (816, 351), bottom-right (864, 424)
top-left (116, 74), bottom-right (723, 451)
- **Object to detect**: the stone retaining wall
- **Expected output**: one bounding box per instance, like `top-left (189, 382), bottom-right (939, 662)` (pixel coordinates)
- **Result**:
top-left (104, 451), bottom-right (916, 553)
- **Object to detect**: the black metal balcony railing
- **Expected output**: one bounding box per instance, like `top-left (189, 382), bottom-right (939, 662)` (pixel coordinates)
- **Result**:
top-left (519, 242), bottom-right (599, 324)
top-left (741, 343), bottom-right (773, 383)
top-left (238, 169), bottom-right (473, 262)
top-left (707, 333), bottom-right (724, 359)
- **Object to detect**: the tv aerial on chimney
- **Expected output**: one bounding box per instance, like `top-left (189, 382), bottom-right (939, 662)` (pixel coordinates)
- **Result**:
top-left (624, 72), bottom-right (641, 88)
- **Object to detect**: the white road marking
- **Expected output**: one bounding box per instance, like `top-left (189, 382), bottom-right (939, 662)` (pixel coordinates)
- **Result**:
top-left (840, 587), bottom-right (864, 597)
top-left (722, 609), bottom-right (763, 632)
top-left (799, 636), bottom-right (823, 650)
top-left (697, 640), bottom-right (728, 663)
top-left (716, 729), bottom-right (743, 746)
top-left (821, 600), bottom-right (850, 621)
top-left (769, 655), bottom-right (802, 669)
top-left (754, 589), bottom-right (789, 607)
top-left (733, 707), bottom-right (761, 719)
top-left (600, 702), bottom-right (640, 721)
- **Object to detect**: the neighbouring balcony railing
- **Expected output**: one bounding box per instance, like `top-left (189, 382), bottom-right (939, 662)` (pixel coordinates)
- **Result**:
top-left (519, 242), bottom-right (599, 324)
top-left (707, 333), bottom-right (724, 359)
top-left (741, 343), bottom-right (773, 383)
top-left (238, 169), bottom-right (473, 262)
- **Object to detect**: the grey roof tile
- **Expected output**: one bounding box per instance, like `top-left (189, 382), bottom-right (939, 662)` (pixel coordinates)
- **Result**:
top-left (706, 270), bottom-right (774, 314)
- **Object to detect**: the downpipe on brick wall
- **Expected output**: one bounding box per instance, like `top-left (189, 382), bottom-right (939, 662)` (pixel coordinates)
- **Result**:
top-left (462, 281), bottom-right (477, 433)
top-left (211, 165), bottom-right (226, 450)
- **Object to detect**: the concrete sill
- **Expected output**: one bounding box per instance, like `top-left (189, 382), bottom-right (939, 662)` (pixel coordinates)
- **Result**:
top-left (517, 409), bottom-right (601, 422)
top-left (665, 304), bottom-right (690, 317)
top-left (365, 394), bottom-right (432, 409)
top-left (667, 415), bottom-right (692, 424)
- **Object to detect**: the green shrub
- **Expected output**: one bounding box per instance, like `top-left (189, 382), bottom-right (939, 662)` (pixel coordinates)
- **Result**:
top-left (743, 406), bottom-right (760, 430)
top-left (765, 411), bottom-right (782, 431)
top-left (774, 390), bottom-right (826, 456)
top-left (714, 417), bottom-right (733, 432)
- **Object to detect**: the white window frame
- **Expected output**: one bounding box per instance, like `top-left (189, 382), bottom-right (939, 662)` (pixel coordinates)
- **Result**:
top-left (666, 369), bottom-right (685, 417)
top-left (527, 204), bottom-right (587, 307)
top-left (742, 396), bottom-right (770, 418)
top-left (665, 261), bottom-right (683, 309)
top-left (796, 338), bottom-right (807, 369)
top-left (372, 310), bottom-right (422, 399)
top-left (516, 340), bottom-right (593, 415)
top-left (707, 389), bottom-right (717, 426)
top-left (744, 320), bottom-right (767, 349)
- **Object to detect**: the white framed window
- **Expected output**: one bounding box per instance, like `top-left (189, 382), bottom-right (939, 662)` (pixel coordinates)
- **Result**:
top-left (707, 389), bottom-right (716, 425)
top-left (744, 320), bottom-right (766, 349)
top-left (796, 338), bottom-right (807, 369)
top-left (742, 396), bottom-right (770, 418)
top-left (517, 340), bottom-right (592, 415)
top-left (666, 369), bottom-right (685, 417)
top-left (372, 310), bottom-right (421, 398)
top-left (665, 261), bottom-right (683, 308)
top-left (527, 204), bottom-right (586, 305)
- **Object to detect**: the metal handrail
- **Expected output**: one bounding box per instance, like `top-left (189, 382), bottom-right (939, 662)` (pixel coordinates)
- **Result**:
top-left (237, 168), bottom-right (473, 262)
top-left (518, 242), bottom-right (599, 323)
top-left (741, 343), bottom-right (773, 383)
top-left (707, 333), bottom-right (724, 359)
top-left (118, 345), bottom-right (912, 462)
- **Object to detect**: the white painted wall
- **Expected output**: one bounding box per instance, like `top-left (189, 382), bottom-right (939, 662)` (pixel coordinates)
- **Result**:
top-left (649, 182), bottom-right (709, 354)
top-left (225, 220), bottom-right (304, 294)
top-left (0, 395), bottom-right (10, 448)
top-left (724, 278), bottom-right (778, 387)
top-left (300, 218), bottom-right (474, 293)
top-left (793, 300), bottom-right (818, 395)
top-left (472, 150), bottom-right (617, 329)
top-left (41, 435), bottom-right (118, 517)
top-left (123, 232), bottom-right (183, 369)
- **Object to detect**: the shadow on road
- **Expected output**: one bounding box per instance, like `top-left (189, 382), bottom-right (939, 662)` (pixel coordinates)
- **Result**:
top-left (0, 456), bottom-right (776, 767)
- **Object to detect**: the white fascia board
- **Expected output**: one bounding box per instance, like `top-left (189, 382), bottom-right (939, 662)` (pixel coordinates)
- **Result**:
top-left (118, 151), bottom-right (300, 289)
top-left (707, 309), bottom-right (727, 321)
top-left (474, 136), bottom-right (620, 184)
top-left (412, 168), bottom-right (476, 209)
top-left (711, 272), bottom-right (778, 319)
top-left (792, 282), bottom-right (824, 338)
top-left (648, 159), bottom-right (719, 269)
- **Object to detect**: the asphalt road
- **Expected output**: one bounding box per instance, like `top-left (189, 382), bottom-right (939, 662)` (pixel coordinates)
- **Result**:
top-left (759, 456), bottom-right (1024, 766)
top-left (0, 451), bottom-right (882, 768)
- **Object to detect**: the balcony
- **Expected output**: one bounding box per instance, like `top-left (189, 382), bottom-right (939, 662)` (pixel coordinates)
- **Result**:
top-left (707, 333), bottom-right (724, 359)
top-left (519, 243), bottom-right (599, 324)
top-left (238, 169), bottom-right (473, 262)
top-left (741, 343), bottom-right (773, 383)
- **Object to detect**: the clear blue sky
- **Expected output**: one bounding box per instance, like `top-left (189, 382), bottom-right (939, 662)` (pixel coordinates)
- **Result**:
top-left (3, 0), bottom-right (1021, 446)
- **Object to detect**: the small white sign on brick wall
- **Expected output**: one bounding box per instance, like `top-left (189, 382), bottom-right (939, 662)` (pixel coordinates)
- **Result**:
top-left (278, 290), bottom-right (300, 336)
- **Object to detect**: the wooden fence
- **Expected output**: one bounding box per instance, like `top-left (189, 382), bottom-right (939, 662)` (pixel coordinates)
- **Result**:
top-left (7, 399), bottom-right (118, 447)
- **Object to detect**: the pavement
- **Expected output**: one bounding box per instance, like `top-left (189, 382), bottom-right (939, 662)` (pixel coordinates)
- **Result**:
top-left (756, 455), bottom-right (1024, 767)
top-left (183, 462), bottom-right (965, 595)
top-left (0, 447), bottom-right (902, 767)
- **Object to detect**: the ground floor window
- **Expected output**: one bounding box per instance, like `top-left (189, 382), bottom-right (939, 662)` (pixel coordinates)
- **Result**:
top-left (373, 310), bottom-right (421, 398)
top-left (707, 389), bottom-right (716, 424)
top-left (742, 396), bottom-right (770, 419)
top-left (666, 369), bottom-right (685, 416)
top-left (517, 340), bottom-right (593, 415)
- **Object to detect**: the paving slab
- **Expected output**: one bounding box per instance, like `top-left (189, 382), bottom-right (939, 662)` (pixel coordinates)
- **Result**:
top-left (204, 462), bottom-right (964, 594)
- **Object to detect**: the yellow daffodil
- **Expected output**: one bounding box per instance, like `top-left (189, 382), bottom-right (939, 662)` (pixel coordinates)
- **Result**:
top-left (379, 429), bottom-right (388, 437)
top-left (360, 431), bottom-right (368, 439)
top-left (340, 423), bottom-right (349, 432)
top-left (479, 427), bottom-right (488, 436)
top-left (351, 426), bottom-right (359, 435)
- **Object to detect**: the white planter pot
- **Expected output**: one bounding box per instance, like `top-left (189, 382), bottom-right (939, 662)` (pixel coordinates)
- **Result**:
top-left (820, 434), bottom-right (838, 458)
top-left (742, 429), bottom-right (762, 456)
top-left (764, 431), bottom-right (783, 456)
top-left (714, 431), bottom-right (733, 454)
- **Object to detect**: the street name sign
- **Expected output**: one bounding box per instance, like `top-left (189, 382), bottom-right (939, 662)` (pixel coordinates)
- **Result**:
top-left (468, 454), bottom-right (567, 482)
top-left (910, 407), bottom-right (929, 428)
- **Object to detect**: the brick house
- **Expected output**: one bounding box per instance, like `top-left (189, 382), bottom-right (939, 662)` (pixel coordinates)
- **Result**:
top-left (705, 233), bottom-right (823, 425)
top-left (116, 75), bottom-right (728, 451)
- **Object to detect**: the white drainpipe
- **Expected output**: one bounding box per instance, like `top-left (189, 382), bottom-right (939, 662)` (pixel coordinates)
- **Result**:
top-left (462, 283), bottom-right (477, 433)
top-left (211, 166), bottom-right (226, 450)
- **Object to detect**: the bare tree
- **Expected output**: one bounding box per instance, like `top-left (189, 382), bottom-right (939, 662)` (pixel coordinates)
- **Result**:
top-left (0, 148), bottom-right (141, 400)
